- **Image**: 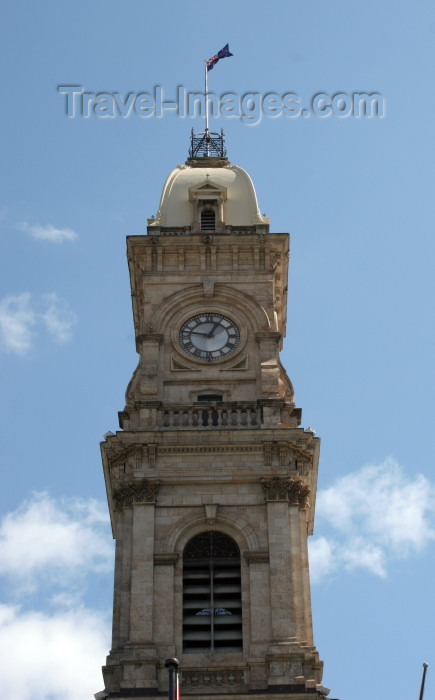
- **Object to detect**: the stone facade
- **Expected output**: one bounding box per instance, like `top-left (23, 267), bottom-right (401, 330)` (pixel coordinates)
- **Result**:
top-left (98, 144), bottom-right (327, 699)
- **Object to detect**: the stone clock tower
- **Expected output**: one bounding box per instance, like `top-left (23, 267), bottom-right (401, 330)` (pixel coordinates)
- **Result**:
top-left (98, 131), bottom-right (328, 700)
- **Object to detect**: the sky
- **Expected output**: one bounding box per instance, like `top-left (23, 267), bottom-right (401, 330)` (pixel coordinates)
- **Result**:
top-left (1, 1), bottom-right (434, 698)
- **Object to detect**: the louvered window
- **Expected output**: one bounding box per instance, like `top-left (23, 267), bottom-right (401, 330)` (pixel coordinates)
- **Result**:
top-left (183, 531), bottom-right (243, 653)
top-left (201, 208), bottom-right (216, 231)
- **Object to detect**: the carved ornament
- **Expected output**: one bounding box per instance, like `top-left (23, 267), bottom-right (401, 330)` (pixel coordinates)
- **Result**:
top-left (108, 445), bottom-right (142, 470)
top-left (112, 479), bottom-right (160, 511)
top-left (260, 476), bottom-right (310, 508)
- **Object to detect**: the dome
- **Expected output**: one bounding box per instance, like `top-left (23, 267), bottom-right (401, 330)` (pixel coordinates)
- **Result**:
top-left (150, 162), bottom-right (266, 229)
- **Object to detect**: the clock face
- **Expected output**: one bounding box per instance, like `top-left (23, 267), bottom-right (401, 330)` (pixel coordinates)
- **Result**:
top-left (179, 313), bottom-right (240, 362)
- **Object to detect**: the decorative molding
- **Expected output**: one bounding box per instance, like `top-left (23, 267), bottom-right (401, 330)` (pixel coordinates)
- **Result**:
top-left (181, 668), bottom-right (245, 687)
top-left (260, 476), bottom-right (310, 508)
top-left (263, 440), bottom-right (314, 466)
top-left (279, 443), bottom-right (288, 467)
top-left (290, 481), bottom-right (310, 508)
top-left (154, 553), bottom-right (179, 566)
top-left (136, 332), bottom-right (164, 345)
top-left (244, 551), bottom-right (270, 565)
top-left (221, 355), bottom-right (248, 371)
top-left (158, 445), bottom-right (258, 456)
top-left (108, 445), bottom-right (143, 470)
top-left (184, 531), bottom-right (239, 559)
top-left (189, 179), bottom-right (227, 202)
top-left (107, 439), bottom-right (312, 469)
top-left (170, 356), bottom-right (201, 372)
top-left (204, 503), bottom-right (219, 524)
top-left (147, 444), bottom-right (157, 469)
top-left (149, 283), bottom-right (271, 335)
top-left (163, 505), bottom-right (260, 554)
top-left (203, 277), bottom-right (215, 297)
top-left (189, 387), bottom-right (232, 399)
top-left (255, 331), bottom-right (282, 343)
top-left (112, 479), bottom-right (160, 511)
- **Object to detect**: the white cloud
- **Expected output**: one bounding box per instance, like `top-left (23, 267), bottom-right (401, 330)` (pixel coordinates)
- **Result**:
top-left (40, 293), bottom-right (77, 343)
top-left (19, 222), bottom-right (78, 243)
top-left (0, 493), bottom-right (113, 698)
top-left (308, 537), bottom-right (336, 582)
top-left (0, 293), bottom-right (36, 355)
top-left (0, 293), bottom-right (77, 355)
top-left (0, 603), bottom-right (109, 700)
top-left (0, 492), bottom-right (113, 591)
top-left (309, 458), bottom-right (435, 581)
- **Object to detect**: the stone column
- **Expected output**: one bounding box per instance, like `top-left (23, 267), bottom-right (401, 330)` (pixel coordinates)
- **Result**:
top-left (192, 198), bottom-right (199, 230)
top-left (261, 476), bottom-right (312, 687)
top-left (265, 496), bottom-right (296, 642)
top-left (128, 480), bottom-right (159, 644)
top-left (111, 511), bottom-right (124, 649)
top-left (299, 506), bottom-right (314, 646)
top-left (136, 333), bottom-right (163, 397)
top-left (153, 554), bottom-right (178, 649)
top-left (111, 506), bottom-right (133, 647)
top-left (119, 507), bottom-right (133, 644)
top-left (243, 551), bottom-right (270, 690)
top-left (255, 332), bottom-right (282, 398)
top-left (246, 554), bottom-right (272, 646)
top-left (289, 501), bottom-right (304, 641)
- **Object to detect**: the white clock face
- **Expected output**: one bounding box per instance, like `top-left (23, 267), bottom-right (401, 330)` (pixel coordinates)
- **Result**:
top-left (179, 313), bottom-right (240, 362)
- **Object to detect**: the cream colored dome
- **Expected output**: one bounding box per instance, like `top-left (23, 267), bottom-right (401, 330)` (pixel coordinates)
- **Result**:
top-left (150, 163), bottom-right (265, 228)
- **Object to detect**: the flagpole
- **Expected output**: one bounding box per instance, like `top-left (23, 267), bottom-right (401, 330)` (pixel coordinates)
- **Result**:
top-left (204, 59), bottom-right (209, 156)
top-left (419, 663), bottom-right (429, 700)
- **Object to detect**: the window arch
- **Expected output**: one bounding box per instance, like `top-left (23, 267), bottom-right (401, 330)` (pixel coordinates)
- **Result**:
top-left (200, 207), bottom-right (216, 231)
top-left (182, 531), bottom-right (242, 653)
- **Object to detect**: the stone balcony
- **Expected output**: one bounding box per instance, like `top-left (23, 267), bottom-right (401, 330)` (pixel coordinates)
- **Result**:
top-left (118, 402), bottom-right (301, 432)
top-left (159, 403), bottom-right (261, 429)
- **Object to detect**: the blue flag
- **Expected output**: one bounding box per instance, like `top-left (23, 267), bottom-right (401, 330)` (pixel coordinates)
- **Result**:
top-left (206, 43), bottom-right (233, 72)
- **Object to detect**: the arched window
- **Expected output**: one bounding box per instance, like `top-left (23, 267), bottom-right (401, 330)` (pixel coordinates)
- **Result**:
top-left (183, 531), bottom-right (242, 653)
top-left (201, 208), bottom-right (216, 231)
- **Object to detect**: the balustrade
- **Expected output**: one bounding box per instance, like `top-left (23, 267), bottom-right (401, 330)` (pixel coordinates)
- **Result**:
top-left (158, 405), bottom-right (261, 429)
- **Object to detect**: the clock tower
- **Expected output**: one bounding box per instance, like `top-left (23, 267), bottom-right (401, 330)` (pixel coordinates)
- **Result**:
top-left (98, 130), bottom-right (328, 700)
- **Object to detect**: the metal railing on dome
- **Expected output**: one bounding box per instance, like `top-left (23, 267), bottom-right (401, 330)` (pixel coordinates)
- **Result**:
top-left (189, 128), bottom-right (227, 158)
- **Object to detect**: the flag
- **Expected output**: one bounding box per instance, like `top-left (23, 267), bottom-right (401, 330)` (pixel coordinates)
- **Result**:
top-left (206, 43), bottom-right (233, 72)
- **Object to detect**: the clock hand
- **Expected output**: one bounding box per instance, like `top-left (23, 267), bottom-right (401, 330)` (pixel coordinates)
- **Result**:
top-left (191, 330), bottom-right (210, 337)
top-left (207, 322), bottom-right (221, 338)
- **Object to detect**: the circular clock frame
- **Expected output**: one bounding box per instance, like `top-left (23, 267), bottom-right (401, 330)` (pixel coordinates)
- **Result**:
top-left (175, 310), bottom-right (244, 363)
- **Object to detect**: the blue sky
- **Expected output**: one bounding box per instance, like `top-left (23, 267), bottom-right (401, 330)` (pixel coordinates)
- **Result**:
top-left (1, 1), bottom-right (434, 698)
